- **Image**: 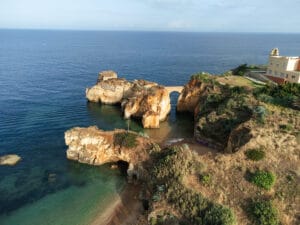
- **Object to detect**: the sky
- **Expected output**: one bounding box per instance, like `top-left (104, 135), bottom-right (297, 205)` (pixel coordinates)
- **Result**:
top-left (0, 0), bottom-right (299, 32)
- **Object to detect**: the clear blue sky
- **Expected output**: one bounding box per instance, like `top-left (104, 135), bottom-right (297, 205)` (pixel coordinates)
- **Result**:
top-left (1, 0), bottom-right (299, 32)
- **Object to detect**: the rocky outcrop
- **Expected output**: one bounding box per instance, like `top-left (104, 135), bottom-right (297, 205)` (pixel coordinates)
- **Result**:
top-left (86, 77), bottom-right (132, 104)
top-left (178, 74), bottom-right (256, 152)
top-left (86, 71), bottom-right (171, 128)
top-left (122, 84), bottom-right (171, 128)
top-left (177, 75), bottom-right (220, 113)
top-left (0, 154), bottom-right (21, 166)
top-left (65, 126), bottom-right (155, 179)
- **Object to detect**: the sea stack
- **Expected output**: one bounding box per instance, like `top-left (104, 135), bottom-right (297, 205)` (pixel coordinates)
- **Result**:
top-left (85, 71), bottom-right (171, 128)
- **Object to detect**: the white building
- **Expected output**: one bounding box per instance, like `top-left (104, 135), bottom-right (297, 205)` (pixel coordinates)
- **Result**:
top-left (265, 48), bottom-right (300, 84)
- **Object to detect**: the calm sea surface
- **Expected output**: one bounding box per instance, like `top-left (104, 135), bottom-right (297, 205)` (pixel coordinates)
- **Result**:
top-left (0, 30), bottom-right (300, 225)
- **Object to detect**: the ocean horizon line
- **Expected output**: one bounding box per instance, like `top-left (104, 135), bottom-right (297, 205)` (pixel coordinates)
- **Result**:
top-left (1, 28), bottom-right (300, 35)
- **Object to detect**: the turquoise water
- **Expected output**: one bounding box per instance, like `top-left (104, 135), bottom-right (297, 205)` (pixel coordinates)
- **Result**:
top-left (1, 30), bottom-right (300, 225)
top-left (0, 164), bottom-right (124, 225)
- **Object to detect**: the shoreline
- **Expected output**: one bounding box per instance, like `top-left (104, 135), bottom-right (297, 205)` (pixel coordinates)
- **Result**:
top-left (90, 184), bottom-right (144, 225)
top-left (89, 137), bottom-right (216, 225)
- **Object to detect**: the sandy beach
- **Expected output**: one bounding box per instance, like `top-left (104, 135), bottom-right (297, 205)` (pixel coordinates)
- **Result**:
top-left (90, 184), bottom-right (144, 225)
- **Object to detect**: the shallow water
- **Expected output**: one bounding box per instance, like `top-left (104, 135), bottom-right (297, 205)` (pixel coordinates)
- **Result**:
top-left (1, 30), bottom-right (300, 225)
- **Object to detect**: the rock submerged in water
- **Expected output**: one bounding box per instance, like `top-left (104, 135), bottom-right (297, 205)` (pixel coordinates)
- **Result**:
top-left (85, 71), bottom-right (171, 128)
top-left (0, 154), bottom-right (21, 166)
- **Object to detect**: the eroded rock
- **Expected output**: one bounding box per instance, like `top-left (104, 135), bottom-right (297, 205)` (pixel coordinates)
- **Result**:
top-left (86, 72), bottom-right (171, 128)
top-left (65, 126), bottom-right (155, 179)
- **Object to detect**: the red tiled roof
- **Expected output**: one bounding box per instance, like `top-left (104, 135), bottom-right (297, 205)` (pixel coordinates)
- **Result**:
top-left (265, 75), bottom-right (286, 84)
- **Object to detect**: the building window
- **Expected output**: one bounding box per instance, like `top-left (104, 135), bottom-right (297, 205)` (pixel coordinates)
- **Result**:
top-left (292, 75), bottom-right (296, 79)
top-left (268, 70), bottom-right (272, 74)
top-left (275, 71), bottom-right (278, 76)
top-left (280, 73), bottom-right (284, 77)
top-left (286, 74), bottom-right (289, 78)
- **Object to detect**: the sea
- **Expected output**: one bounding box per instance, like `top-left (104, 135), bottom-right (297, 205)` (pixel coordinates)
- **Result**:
top-left (0, 30), bottom-right (299, 225)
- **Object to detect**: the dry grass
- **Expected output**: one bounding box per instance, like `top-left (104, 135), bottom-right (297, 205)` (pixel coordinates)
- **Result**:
top-left (216, 75), bottom-right (259, 89)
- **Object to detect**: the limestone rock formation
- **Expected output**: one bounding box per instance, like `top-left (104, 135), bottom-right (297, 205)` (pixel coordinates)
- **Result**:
top-left (178, 74), bottom-right (256, 152)
top-left (122, 84), bottom-right (171, 128)
top-left (65, 126), bottom-right (155, 179)
top-left (0, 154), bottom-right (21, 166)
top-left (86, 77), bottom-right (132, 104)
top-left (86, 71), bottom-right (171, 128)
top-left (177, 75), bottom-right (220, 113)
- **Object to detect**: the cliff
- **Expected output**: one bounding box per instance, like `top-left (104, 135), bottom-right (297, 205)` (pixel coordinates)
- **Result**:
top-left (177, 74), bottom-right (262, 152)
top-left (86, 71), bottom-right (171, 128)
top-left (177, 74), bottom-right (221, 113)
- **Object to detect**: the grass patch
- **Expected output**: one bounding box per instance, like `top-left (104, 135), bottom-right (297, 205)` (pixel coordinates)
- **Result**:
top-left (245, 148), bottom-right (266, 161)
top-left (249, 199), bottom-right (279, 225)
top-left (249, 170), bottom-right (276, 190)
top-left (199, 173), bottom-right (212, 186)
top-left (114, 132), bottom-right (138, 148)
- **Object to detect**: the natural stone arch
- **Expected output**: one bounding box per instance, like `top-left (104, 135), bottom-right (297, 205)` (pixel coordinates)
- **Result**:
top-left (165, 86), bottom-right (184, 95)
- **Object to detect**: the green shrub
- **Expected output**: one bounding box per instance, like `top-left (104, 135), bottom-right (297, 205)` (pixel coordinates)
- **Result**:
top-left (191, 72), bottom-right (211, 82)
top-left (253, 106), bottom-right (267, 124)
top-left (245, 148), bottom-right (265, 161)
top-left (249, 199), bottom-right (279, 225)
top-left (114, 132), bottom-right (137, 148)
top-left (199, 173), bottom-right (212, 185)
top-left (279, 123), bottom-right (293, 132)
top-left (249, 170), bottom-right (276, 190)
top-left (203, 204), bottom-right (236, 225)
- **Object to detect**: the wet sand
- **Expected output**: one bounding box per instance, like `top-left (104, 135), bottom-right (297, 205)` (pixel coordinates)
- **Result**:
top-left (90, 184), bottom-right (144, 225)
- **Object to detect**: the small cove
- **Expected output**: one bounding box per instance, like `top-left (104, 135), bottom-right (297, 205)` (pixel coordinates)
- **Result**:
top-left (1, 30), bottom-right (300, 225)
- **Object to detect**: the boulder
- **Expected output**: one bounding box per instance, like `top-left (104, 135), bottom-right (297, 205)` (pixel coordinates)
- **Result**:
top-left (0, 154), bottom-right (21, 166)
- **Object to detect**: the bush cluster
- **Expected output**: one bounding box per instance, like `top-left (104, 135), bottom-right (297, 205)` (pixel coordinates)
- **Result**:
top-left (249, 199), bottom-right (279, 225)
top-left (199, 173), bottom-right (212, 185)
top-left (254, 83), bottom-right (300, 109)
top-left (113, 132), bottom-right (137, 148)
top-left (245, 148), bottom-right (266, 161)
top-left (252, 105), bottom-right (267, 124)
top-left (249, 170), bottom-right (276, 190)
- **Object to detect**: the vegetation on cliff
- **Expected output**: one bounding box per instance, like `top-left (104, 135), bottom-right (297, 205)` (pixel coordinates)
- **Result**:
top-left (248, 170), bottom-right (276, 190)
top-left (114, 132), bottom-right (138, 148)
top-left (148, 145), bottom-right (236, 225)
top-left (230, 63), bottom-right (263, 76)
top-left (172, 73), bottom-right (299, 225)
top-left (254, 82), bottom-right (300, 109)
top-left (248, 199), bottom-right (279, 225)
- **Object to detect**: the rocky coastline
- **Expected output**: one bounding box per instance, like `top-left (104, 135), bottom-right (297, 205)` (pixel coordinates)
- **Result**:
top-left (65, 71), bottom-right (300, 225)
